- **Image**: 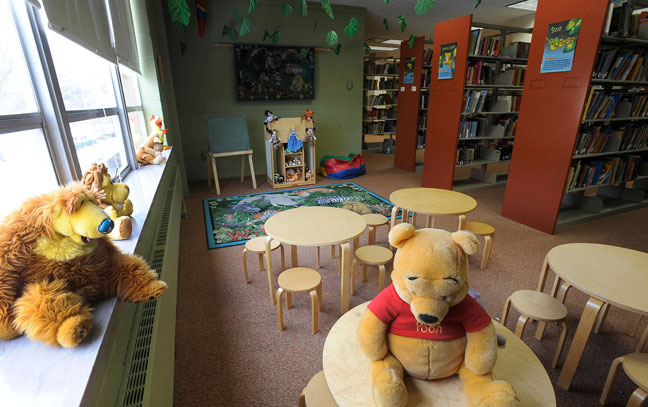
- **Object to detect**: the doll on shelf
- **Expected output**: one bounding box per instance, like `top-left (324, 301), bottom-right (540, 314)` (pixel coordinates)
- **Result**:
top-left (286, 124), bottom-right (303, 153)
top-left (303, 127), bottom-right (317, 143)
top-left (269, 129), bottom-right (281, 148)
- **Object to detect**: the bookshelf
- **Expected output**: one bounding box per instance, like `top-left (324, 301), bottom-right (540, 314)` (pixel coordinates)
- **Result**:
top-left (417, 47), bottom-right (434, 166)
top-left (422, 15), bottom-right (531, 190)
top-left (363, 56), bottom-right (399, 153)
top-left (502, 0), bottom-right (648, 234)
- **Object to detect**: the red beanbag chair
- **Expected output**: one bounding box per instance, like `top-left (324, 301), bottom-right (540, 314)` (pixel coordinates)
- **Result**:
top-left (320, 153), bottom-right (366, 179)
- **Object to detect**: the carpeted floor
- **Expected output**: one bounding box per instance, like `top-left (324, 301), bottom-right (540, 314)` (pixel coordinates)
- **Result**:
top-left (174, 152), bottom-right (648, 407)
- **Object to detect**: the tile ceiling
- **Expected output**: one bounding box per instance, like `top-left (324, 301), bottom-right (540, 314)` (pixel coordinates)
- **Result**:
top-left (330, 0), bottom-right (535, 42)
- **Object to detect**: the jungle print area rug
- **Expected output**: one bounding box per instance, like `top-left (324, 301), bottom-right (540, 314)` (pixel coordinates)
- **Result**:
top-left (203, 182), bottom-right (394, 249)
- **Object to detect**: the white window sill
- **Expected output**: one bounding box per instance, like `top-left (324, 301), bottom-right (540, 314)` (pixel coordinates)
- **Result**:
top-left (0, 149), bottom-right (174, 406)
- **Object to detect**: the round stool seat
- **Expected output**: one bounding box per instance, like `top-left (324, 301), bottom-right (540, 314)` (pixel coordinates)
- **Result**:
top-left (510, 290), bottom-right (567, 322)
top-left (362, 214), bottom-right (389, 227)
top-left (278, 267), bottom-right (322, 292)
top-left (464, 221), bottom-right (495, 236)
top-left (355, 245), bottom-right (393, 265)
top-left (623, 353), bottom-right (648, 391)
top-left (303, 370), bottom-right (337, 406)
top-left (245, 236), bottom-right (281, 252)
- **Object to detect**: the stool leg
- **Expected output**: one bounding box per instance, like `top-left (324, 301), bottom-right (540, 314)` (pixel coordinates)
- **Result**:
top-left (258, 253), bottom-right (264, 271)
top-left (481, 235), bottom-right (493, 270)
top-left (458, 214), bottom-right (466, 231)
top-left (286, 292), bottom-right (293, 309)
top-left (276, 288), bottom-right (285, 331)
top-left (600, 356), bottom-right (624, 405)
top-left (378, 264), bottom-right (386, 293)
top-left (627, 388), bottom-right (648, 407)
top-left (242, 248), bottom-right (249, 284)
top-left (368, 226), bottom-right (376, 245)
top-left (317, 246), bottom-right (321, 268)
top-left (310, 290), bottom-right (319, 334)
top-left (426, 214), bottom-right (435, 228)
top-left (331, 245), bottom-right (336, 258)
top-left (316, 282), bottom-right (322, 309)
top-left (594, 302), bottom-right (610, 334)
top-left (636, 324), bottom-right (648, 353)
top-left (552, 320), bottom-right (568, 369)
top-left (279, 244), bottom-right (285, 272)
top-left (514, 315), bottom-right (529, 338)
top-left (350, 260), bottom-right (358, 296)
top-left (361, 264), bottom-right (368, 282)
top-left (501, 296), bottom-right (512, 326)
top-left (291, 245), bottom-right (298, 267)
top-left (299, 389), bottom-right (306, 407)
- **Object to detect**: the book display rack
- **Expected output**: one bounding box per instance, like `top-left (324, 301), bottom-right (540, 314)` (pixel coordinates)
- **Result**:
top-left (363, 56), bottom-right (399, 152)
top-left (502, 0), bottom-right (648, 233)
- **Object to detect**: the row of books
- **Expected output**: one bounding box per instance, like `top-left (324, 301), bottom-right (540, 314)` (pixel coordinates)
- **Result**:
top-left (364, 94), bottom-right (395, 106)
top-left (420, 94), bottom-right (429, 110)
top-left (463, 90), bottom-right (489, 113)
top-left (422, 69), bottom-right (432, 88)
top-left (604, 0), bottom-right (648, 39)
top-left (456, 143), bottom-right (513, 165)
top-left (418, 111), bottom-right (427, 129)
top-left (592, 49), bottom-right (648, 82)
top-left (497, 67), bottom-right (526, 86)
top-left (459, 118), bottom-right (490, 139)
top-left (625, 94), bottom-right (648, 117)
top-left (466, 62), bottom-right (495, 85)
top-left (423, 49), bottom-right (433, 66)
top-left (574, 125), bottom-right (648, 155)
top-left (417, 133), bottom-right (426, 149)
top-left (469, 30), bottom-right (502, 57)
top-left (364, 78), bottom-right (397, 90)
top-left (363, 121), bottom-right (395, 134)
top-left (364, 61), bottom-right (399, 75)
top-left (459, 117), bottom-right (517, 140)
top-left (363, 110), bottom-right (396, 120)
top-left (566, 155), bottom-right (643, 191)
top-left (582, 90), bottom-right (622, 120)
top-left (501, 42), bottom-right (530, 59)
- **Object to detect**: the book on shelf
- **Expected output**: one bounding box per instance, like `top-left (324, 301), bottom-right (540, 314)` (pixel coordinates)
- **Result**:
top-left (420, 94), bottom-right (429, 109)
top-left (364, 60), bottom-right (399, 75)
top-left (417, 133), bottom-right (426, 149)
top-left (364, 94), bottom-right (394, 106)
top-left (495, 67), bottom-right (526, 86)
top-left (462, 90), bottom-right (489, 113)
top-left (606, 0), bottom-right (646, 38)
top-left (423, 49), bottom-right (433, 66)
top-left (582, 91), bottom-right (622, 120)
top-left (364, 78), bottom-right (397, 90)
top-left (501, 41), bottom-right (531, 59)
top-left (468, 30), bottom-right (502, 56)
top-left (567, 154), bottom-right (643, 190)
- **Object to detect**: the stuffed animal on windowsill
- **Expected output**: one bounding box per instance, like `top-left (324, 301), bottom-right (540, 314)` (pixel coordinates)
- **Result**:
top-left (82, 162), bottom-right (133, 240)
top-left (0, 183), bottom-right (167, 348)
top-left (357, 223), bottom-right (519, 407)
top-left (150, 115), bottom-right (170, 150)
top-left (137, 115), bottom-right (167, 165)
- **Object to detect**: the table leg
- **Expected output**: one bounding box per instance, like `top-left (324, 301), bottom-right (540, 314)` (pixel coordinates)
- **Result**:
top-left (412, 212), bottom-right (418, 226)
top-left (265, 237), bottom-right (276, 305)
top-left (557, 296), bottom-right (605, 391)
top-left (291, 245), bottom-right (298, 267)
top-left (426, 214), bottom-right (435, 228)
top-left (535, 256), bottom-right (550, 292)
top-left (626, 313), bottom-right (643, 337)
top-left (340, 242), bottom-right (351, 314)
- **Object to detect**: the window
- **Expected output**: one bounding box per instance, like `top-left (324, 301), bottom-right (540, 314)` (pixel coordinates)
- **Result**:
top-left (120, 66), bottom-right (148, 150)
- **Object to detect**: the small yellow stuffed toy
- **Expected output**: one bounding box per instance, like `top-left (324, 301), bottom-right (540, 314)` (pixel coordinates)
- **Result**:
top-left (357, 223), bottom-right (519, 407)
top-left (136, 115), bottom-right (167, 165)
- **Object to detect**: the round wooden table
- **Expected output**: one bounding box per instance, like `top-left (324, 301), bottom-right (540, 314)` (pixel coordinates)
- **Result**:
top-left (389, 188), bottom-right (477, 231)
top-left (263, 206), bottom-right (367, 314)
top-left (536, 243), bottom-right (648, 391)
top-left (322, 302), bottom-right (555, 407)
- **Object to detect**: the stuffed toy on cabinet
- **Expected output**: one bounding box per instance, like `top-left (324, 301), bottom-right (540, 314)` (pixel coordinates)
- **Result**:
top-left (0, 183), bottom-right (167, 348)
top-left (357, 223), bottom-right (519, 407)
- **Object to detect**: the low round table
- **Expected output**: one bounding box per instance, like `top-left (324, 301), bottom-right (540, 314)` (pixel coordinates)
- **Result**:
top-left (322, 302), bottom-right (555, 407)
top-left (389, 188), bottom-right (477, 231)
top-left (263, 206), bottom-right (367, 314)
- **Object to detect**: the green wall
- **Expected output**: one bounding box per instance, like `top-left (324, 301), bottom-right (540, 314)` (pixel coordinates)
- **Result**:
top-left (163, 0), bottom-right (365, 181)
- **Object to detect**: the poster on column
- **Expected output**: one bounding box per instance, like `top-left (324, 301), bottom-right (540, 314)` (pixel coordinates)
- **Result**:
top-left (540, 18), bottom-right (582, 73)
top-left (438, 42), bottom-right (457, 79)
top-left (403, 56), bottom-right (416, 84)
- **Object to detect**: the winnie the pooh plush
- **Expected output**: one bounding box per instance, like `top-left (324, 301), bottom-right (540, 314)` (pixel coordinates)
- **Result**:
top-left (0, 183), bottom-right (167, 348)
top-left (358, 223), bottom-right (519, 407)
top-left (82, 162), bottom-right (133, 240)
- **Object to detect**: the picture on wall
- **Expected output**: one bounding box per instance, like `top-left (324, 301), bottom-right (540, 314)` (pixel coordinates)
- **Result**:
top-left (540, 18), bottom-right (581, 74)
top-left (234, 44), bottom-right (315, 100)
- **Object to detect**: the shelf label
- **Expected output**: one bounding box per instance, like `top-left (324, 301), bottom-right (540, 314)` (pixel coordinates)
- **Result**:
top-left (412, 86), bottom-right (417, 91)
top-left (400, 86), bottom-right (405, 91)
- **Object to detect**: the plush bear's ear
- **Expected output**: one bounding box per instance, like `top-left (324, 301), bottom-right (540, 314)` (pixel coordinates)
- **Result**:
top-left (451, 230), bottom-right (480, 256)
top-left (389, 223), bottom-right (416, 248)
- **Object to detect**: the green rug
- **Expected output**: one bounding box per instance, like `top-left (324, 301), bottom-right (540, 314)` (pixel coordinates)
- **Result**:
top-left (203, 182), bottom-right (395, 249)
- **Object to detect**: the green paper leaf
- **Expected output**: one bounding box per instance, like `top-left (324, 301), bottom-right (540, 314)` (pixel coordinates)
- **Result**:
top-left (282, 1), bottom-right (293, 18)
top-left (229, 28), bottom-right (239, 41)
top-left (383, 18), bottom-right (389, 31)
top-left (249, 0), bottom-right (257, 14)
top-left (240, 17), bottom-right (252, 36)
top-left (295, 0), bottom-right (308, 16)
top-left (270, 29), bottom-right (281, 44)
top-left (408, 34), bottom-right (417, 49)
top-left (397, 15), bottom-right (407, 32)
top-left (334, 43), bottom-right (342, 55)
top-left (474, 0), bottom-right (481, 7)
top-left (169, 0), bottom-right (191, 30)
top-left (326, 30), bottom-right (338, 45)
top-left (313, 19), bottom-right (319, 32)
top-left (233, 8), bottom-right (243, 24)
top-left (363, 42), bottom-right (371, 53)
top-left (344, 17), bottom-right (358, 37)
top-left (299, 48), bottom-right (309, 59)
top-left (384, 0), bottom-right (389, 3)
top-left (263, 29), bottom-right (270, 41)
top-left (415, 0), bottom-right (435, 16)
top-left (322, 0), bottom-right (334, 19)
top-left (222, 25), bottom-right (231, 37)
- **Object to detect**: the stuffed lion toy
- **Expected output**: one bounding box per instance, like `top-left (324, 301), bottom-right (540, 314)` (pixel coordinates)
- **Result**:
top-left (82, 163), bottom-right (133, 240)
top-left (136, 133), bottom-right (165, 165)
top-left (0, 183), bottom-right (167, 348)
top-left (358, 223), bottom-right (519, 407)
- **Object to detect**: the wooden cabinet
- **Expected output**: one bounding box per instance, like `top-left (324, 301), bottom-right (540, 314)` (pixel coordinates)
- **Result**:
top-left (265, 117), bottom-right (316, 188)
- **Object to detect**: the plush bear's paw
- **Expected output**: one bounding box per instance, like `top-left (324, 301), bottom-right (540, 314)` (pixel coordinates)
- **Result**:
top-left (153, 155), bottom-right (165, 165)
top-left (57, 313), bottom-right (93, 348)
top-left (131, 280), bottom-right (168, 303)
top-left (372, 368), bottom-right (407, 407)
top-left (474, 380), bottom-right (519, 407)
top-left (0, 318), bottom-right (19, 340)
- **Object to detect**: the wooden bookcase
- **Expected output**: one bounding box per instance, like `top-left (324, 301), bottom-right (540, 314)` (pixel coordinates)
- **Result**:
top-left (502, 0), bottom-right (648, 234)
top-left (265, 117), bottom-right (316, 189)
top-left (362, 56), bottom-right (399, 152)
top-left (417, 46), bottom-right (434, 166)
top-left (422, 14), bottom-right (531, 190)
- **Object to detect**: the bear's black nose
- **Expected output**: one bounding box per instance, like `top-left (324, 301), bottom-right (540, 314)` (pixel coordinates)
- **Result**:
top-left (420, 314), bottom-right (438, 324)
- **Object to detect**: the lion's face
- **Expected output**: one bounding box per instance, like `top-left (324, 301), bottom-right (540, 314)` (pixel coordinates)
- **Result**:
top-left (51, 192), bottom-right (114, 244)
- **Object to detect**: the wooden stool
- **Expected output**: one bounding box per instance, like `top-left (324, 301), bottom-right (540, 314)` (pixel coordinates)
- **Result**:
top-left (464, 221), bottom-right (495, 269)
top-left (299, 370), bottom-right (337, 407)
top-left (361, 214), bottom-right (389, 245)
top-left (277, 267), bottom-right (322, 334)
top-left (242, 237), bottom-right (284, 284)
top-left (350, 245), bottom-right (393, 296)
top-left (501, 289), bottom-right (568, 369)
top-left (600, 353), bottom-right (648, 406)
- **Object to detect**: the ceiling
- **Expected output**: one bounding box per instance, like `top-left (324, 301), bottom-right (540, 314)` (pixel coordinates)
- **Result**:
top-left (330, 0), bottom-right (536, 44)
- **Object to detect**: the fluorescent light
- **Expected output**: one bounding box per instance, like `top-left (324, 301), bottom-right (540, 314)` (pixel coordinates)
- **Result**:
top-left (471, 26), bottom-right (483, 30)
top-left (370, 46), bottom-right (398, 51)
top-left (381, 39), bottom-right (402, 45)
top-left (507, 0), bottom-right (537, 11)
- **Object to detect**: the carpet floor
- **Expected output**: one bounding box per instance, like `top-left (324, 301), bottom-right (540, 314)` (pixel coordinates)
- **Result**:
top-left (174, 152), bottom-right (648, 407)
